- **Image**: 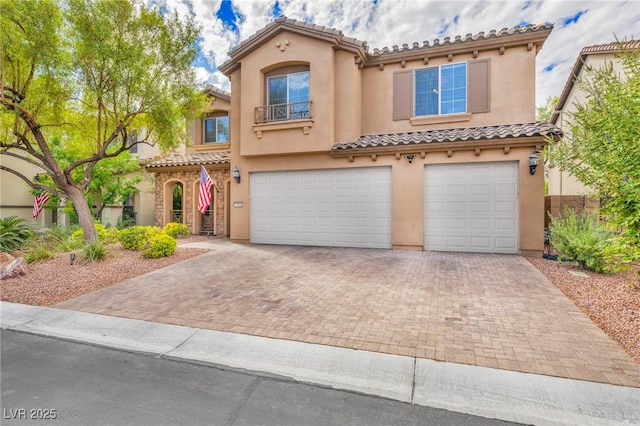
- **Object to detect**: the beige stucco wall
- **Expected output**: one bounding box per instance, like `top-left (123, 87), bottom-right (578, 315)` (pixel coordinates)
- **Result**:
top-left (361, 46), bottom-right (536, 135)
top-left (548, 52), bottom-right (626, 196)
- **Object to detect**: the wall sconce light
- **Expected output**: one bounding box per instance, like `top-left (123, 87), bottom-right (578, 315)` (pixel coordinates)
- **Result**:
top-left (70, 252), bottom-right (76, 265)
top-left (404, 154), bottom-right (416, 164)
top-left (529, 149), bottom-right (539, 175)
top-left (232, 166), bottom-right (241, 183)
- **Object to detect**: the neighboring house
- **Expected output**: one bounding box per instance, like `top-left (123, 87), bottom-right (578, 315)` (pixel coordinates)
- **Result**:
top-left (0, 131), bottom-right (159, 228)
top-left (548, 40), bottom-right (640, 196)
top-left (145, 87), bottom-right (231, 236)
top-left (0, 154), bottom-right (56, 227)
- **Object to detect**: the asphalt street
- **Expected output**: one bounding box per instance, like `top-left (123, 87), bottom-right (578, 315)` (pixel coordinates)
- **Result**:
top-left (1, 330), bottom-right (517, 426)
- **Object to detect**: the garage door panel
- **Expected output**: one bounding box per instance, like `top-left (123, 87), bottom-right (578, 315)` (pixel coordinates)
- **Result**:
top-left (425, 162), bottom-right (518, 254)
top-left (251, 168), bottom-right (391, 249)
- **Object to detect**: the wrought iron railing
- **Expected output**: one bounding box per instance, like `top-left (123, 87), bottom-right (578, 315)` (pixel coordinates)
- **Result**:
top-left (255, 101), bottom-right (311, 124)
top-left (170, 210), bottom-right (183, 223)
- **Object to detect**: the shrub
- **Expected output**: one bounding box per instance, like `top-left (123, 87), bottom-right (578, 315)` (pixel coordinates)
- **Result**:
top-left (0, 216), bottom-right (34, 252)
top-left (164, 222), bottom-right (189, 238)
top-left (82, 240), bottom-right (108, 262)
top-left (143, 232), bottom-right (177, 258)
top-left (25, 243), bottom-right (54, 263)
top-left (549, 208), bottom-right (613, 273)
top-left (71, 223), bottom-right (119, 244)
top-left (118, 226), bottom-right (151, 251)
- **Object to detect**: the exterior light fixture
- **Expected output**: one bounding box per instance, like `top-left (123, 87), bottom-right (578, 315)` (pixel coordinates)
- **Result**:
top-left (70, 252), bottom-right (76, 265)
top-left (232, 166), bottom-right (241, 183)
top-left (529, 149), bottom-right (539, 175)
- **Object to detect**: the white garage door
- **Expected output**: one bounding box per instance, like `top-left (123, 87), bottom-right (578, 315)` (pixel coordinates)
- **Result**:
top-left (425, 162), bottom-right (518, 254)
top-left (251, 167), bottom-right (392, 248)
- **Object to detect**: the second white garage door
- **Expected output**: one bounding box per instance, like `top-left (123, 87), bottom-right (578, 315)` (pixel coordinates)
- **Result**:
top-left (251, 167), bottom-right (392, 249)
top-left (425, 162), bottom-right (518, 254)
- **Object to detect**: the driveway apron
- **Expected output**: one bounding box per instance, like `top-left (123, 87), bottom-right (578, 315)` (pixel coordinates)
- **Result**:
top-left (55, 239), bottom-right (640, 387)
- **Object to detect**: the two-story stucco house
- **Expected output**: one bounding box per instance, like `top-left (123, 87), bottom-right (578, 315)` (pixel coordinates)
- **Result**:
top-left (148, 17), bottom-right (561, 256)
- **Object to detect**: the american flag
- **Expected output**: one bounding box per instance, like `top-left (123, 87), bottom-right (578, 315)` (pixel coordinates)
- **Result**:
top-left (33, 192), bottom-right (50, 218)
top-left (198, 166), bottom-right (214, 214)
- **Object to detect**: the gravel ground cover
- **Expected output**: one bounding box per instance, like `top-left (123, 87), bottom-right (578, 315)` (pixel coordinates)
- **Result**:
top-left (0, 236), bottom-right (212, 306)
top-left (1, 238), bottom-right (638, 362)
top-left (527, 257), bottom-right (640, 363)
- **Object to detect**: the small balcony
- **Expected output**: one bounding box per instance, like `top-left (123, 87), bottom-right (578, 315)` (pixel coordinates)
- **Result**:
top-left (255, 101), bottom-right (311, 124)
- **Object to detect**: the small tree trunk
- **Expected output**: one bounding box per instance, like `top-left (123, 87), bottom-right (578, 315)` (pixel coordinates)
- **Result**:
top-left (66, 186), bottom-right (98, 242)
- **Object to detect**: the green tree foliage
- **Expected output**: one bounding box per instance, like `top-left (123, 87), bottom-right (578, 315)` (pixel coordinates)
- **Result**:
top-left (0, 0), bottom-right (208, 241)
top-left (536, 95), bottom-right (559, 121)
top-left (546, 45), bottom-right (640, 242)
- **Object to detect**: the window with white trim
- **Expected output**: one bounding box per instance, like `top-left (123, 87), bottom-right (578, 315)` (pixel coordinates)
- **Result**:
top-left (266, 71), bottom-right (310, 121)
top-left (415, 62), bottom-right (467, 116)
top-left (204, 116), bottom-right (229, 143)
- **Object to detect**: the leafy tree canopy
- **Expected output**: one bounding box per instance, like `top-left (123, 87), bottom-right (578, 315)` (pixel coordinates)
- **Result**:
top-left (536, 95), bottom-right (559, 121)
top-left (0, 0), bottom-right (208, 241)
top-left (546, 44), bottom-right (640, 241)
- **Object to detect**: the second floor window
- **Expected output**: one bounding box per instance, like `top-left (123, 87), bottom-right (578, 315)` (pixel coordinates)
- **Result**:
top-left (267, 71), bottom-right (310, 120)
top-left (204, 116), bottom-right (229, 143)
top-left (415, 63), bottom-right (467, 116)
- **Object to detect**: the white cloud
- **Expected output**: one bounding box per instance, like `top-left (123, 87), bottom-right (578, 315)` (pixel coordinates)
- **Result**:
top-left (167, 0), bottom-right (639, 107)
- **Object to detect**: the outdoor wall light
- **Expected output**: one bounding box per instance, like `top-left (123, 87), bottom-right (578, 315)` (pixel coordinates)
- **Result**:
top-left (529, 149), bottom-right (539, 175)
top-left (232, 166), bottom-right (241, 183)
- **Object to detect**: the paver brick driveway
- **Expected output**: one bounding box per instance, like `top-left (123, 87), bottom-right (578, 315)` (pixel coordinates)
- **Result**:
top-left (56, 239), bottom-right (640, 387)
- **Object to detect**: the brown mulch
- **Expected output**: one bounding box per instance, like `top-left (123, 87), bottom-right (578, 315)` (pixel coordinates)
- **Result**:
top-left (0, 236), bottom-right (213, 306)
top-left (1, 237), bottom-right (638, 362)
top-left (527, 257), bottom-right (640, 362)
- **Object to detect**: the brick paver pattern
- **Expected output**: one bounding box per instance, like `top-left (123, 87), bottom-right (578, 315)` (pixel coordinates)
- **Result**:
top-left (56, 240), bottom-right (640, 387)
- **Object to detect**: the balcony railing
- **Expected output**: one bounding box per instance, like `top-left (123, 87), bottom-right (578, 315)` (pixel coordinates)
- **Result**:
top-left (255, 101), bottom-right (311, 124)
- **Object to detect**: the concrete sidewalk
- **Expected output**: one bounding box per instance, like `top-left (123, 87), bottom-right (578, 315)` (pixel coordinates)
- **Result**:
top-left (2, 301), bottom-right (638, 426)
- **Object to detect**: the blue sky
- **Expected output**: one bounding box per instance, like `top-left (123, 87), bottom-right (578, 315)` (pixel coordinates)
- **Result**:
top-left (145, 0), bottom-right (640, 107)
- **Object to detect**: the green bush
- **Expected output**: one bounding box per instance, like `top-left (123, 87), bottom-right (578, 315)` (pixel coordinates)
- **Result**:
top-left (143, 232), bottom-right (177, 258)
top-left (118, 226), bottom-right (151, 251)
top-left (549, 208), bottom-right (612, 273)
top-left (0, 216), bottom-right (34, 252)
top-left (82, 240), bottom-right (108, 262)
top-left (164, 222), bottom-right (189, 238)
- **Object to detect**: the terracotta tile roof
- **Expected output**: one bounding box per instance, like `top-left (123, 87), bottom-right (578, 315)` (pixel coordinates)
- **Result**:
top-left (144, 151), bottom-right (230, 169)
top-left (580, 39), bottom-right (640, 54)
top-left (332, 122), bottom-right (562, 151)
top-left (204, 86), bottom-right (230, 100)
top-left (369, 22), bottom-right (553, 57)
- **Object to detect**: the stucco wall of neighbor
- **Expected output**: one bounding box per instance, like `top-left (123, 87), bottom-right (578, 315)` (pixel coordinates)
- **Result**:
top-left (154, 167), bottom-right (229, 235)
top-left (229, 144), bottom-right (545, 255)
top-left (360, 46), bottom-right (536, 135)
top-left (548, 52), bottom-right (625, 196)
